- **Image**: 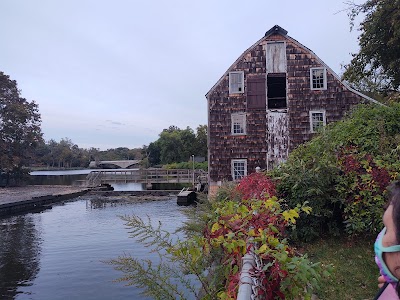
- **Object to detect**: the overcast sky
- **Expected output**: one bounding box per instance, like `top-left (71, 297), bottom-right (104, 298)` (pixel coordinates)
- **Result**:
top-left (0, 0), bottom-right (363, 150)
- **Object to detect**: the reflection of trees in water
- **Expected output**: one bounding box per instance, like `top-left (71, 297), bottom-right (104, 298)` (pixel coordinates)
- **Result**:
top-left (0, 215), bottom-right (41, 299)
top-left (86, 196), bottom-right (171, 210)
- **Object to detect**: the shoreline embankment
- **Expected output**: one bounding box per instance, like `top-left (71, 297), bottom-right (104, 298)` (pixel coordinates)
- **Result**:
top-left (0, 185), bottom-right (180, 217)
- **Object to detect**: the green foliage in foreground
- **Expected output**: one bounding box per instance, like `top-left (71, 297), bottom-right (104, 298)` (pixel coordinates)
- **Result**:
top-left (108, 175), bottom-right (330, 299)
top-left (270, 103), bottom-right (400, 241)
top-left (107, 214), bottom-right (224, 299)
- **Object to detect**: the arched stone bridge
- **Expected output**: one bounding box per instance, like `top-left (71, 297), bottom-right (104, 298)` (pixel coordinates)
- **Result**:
top-left (88, 160), bottom-right (141, 169)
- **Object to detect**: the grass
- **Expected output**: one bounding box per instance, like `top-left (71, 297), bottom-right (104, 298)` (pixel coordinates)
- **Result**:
top-left (301, 235), bottom-right (379, 300)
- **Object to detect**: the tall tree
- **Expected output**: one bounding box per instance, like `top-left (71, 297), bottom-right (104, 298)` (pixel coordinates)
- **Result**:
top-left (343, 0), bottom-right (400, 93)
top-left (145, 142), bottom-right (161, 166)
top-left (140, 125), bottom-right (207, 167)
top-left (0, 72), bottom-right (42, 185)
top-left (179, 127), bottom-right (196, 161)
top-left (195, 125), bottom-right (208, 159)
top-left (158, 129), bottom-right (184, 164)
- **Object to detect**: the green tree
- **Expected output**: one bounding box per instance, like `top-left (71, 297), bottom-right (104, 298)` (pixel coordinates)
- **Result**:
top-left (179, 126), bottom-right (196, 160)
top-left (141, 125), bottom-right (207, 167)
top-left (343, 0), bottom-right (400, 93)
top-left (145, 141), bottom-right (161, 166)
top-left (57, 138), bottom-right (74, 168)
top-left (0, 71), bottom-right (42, 185)
top-left (158, 129), bottom-right (184, 164)
top-left (195, 125), bottom-right (208, 159)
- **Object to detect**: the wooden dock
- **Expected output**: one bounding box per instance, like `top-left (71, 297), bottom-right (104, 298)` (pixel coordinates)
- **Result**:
top-left (84, 168), bottom-right (207, 187)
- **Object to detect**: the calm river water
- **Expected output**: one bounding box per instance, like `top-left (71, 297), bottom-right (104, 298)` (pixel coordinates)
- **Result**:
top-left (0, 196), bottom-right (193, 300)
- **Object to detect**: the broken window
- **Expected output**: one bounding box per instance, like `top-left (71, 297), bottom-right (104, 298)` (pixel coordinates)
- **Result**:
top-left (229, 71), bottom-right (244, 94)
top-left (267, 74), bottom-right (286, 109)
top-left (310, 68), bottom-right (327, 90)
top-left (309, 110), bottom-right (326, 132)
top-left (231, 159), bottom-right (247, 180)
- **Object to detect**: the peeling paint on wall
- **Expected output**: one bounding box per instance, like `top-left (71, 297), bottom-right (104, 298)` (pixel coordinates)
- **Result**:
top-left (266, 111), bottom-right (288, 170)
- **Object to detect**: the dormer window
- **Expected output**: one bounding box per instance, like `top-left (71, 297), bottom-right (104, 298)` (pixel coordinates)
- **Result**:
top-left (229, 71), bottom-right (244, 94)
top-left (310, 68), bottom-right (327, 90)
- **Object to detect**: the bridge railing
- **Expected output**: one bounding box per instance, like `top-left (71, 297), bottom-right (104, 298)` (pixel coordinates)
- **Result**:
top-left (85, 168), bottom-right (207, 187)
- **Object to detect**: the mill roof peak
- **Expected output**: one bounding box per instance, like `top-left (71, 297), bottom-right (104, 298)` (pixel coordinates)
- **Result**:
top-left (265, 25), bottom-right (288, 37)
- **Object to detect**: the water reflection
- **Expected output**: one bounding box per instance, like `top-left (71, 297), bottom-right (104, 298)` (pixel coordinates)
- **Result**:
top-left (0, 197), bottom-right (189, 299)
top-left (86, 199), bottom-right (122, 209)
top-left (0, 215), bottom-right (41, 299)
top-left (110, 182), bottom-right (144, 191)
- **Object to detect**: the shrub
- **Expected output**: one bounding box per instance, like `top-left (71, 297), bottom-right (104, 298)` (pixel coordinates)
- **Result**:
top-left (336, 148), bottom-right (392, 234)
top-left (205, 174), bottom-right (329, 299)
top-left (109, 173), bottom-right (329, 299)
top-left (270, 158), bottom-right (342, 242)
top-left (163, 161), bottom-right (208, 171)
top-left (235, 172), bottom-right (276, 200)
top-left (271, 103), bottom-right (400, 241)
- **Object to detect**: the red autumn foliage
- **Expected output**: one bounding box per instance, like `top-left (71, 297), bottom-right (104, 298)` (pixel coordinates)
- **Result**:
top-left (235, 172), bottom-right (276, 200)
top-left (338, 149), bottom-right (391, 194)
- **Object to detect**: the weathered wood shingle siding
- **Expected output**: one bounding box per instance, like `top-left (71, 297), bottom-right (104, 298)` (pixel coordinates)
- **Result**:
top-left (284, 38), bottom-right (364, 150)
top-left (207, 27), bottom-right (376, 185)
top-left (208, 43), bottom-right (269, 182)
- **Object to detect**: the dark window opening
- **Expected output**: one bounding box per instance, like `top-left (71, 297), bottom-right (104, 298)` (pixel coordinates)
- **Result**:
top-left (267, 74), bottom-right (286, 109)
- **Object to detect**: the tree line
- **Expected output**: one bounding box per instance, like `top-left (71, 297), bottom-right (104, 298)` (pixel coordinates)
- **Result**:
top-left (0, 70), bottom-right (207, 185)
top-left (29, 124), bottom-right (207, 170)
top-left (143, 125), bottom-right (207, 167)
top-left (31, 139), bottom-right (143, 169)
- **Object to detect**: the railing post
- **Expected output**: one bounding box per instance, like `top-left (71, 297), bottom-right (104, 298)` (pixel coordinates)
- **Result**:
top-left (237, 254), bottom-right (255, 300)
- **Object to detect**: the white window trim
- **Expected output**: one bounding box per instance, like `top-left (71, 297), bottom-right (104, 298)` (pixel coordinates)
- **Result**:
top-left (231, 112), bottom-right (246, 135)
top-left (231, 159), bottom-right (247, 181)
top-left (309, 110), bottom-right (326, 133)
top-left (229, 71), bottom-right (244, 94)
top-left (310, 67), bottom-right (327, 90)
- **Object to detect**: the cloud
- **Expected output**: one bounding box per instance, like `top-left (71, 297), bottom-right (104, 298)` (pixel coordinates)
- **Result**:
top-left (105, 120), bottom-right (125, 126)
